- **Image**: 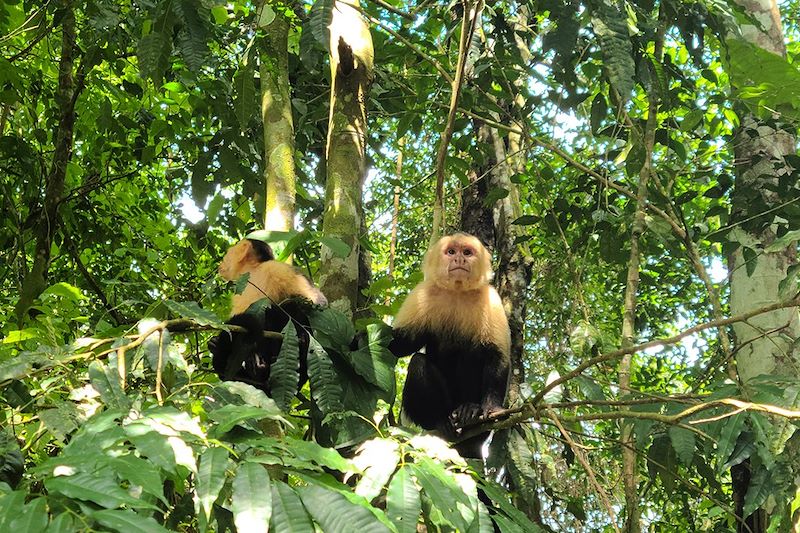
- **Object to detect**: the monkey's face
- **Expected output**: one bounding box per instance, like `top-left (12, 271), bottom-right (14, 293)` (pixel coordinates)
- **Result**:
top-left (426, 234), bottom-right (490, 290)
top-left (218, 240), bottom-right (250, 281)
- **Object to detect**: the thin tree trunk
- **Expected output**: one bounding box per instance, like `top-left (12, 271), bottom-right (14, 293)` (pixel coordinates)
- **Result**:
top-left (15, 3), bottom-right (78, 323)
top-left (728, 1), bottom-right (800, 530)
top-left (318, 0), bottom-right (373, 317)
top-left (259, 9), bottom-right (296, 232)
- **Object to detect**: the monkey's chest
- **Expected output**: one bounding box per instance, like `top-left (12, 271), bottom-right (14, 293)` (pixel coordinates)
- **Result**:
top-left (425, 336), bottom-right (491, 398)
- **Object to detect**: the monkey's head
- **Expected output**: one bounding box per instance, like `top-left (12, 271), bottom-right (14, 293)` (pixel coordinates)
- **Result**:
top-left (423, 233), bottom-right (492, 291)
top-left (218, 239), bottom-right (275, 281)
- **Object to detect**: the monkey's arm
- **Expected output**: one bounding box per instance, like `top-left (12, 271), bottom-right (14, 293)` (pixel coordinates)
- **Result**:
top-left (481, 345), bottom-right (510, 412)
top-left (388, 327), bottom-right (426, 357)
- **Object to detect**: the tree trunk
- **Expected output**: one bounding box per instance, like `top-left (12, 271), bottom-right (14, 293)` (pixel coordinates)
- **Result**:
top-left (15, 3), bottom-right (78, 323)
top-left (318, 0), bottom-right (373, 317)
top-left (259, 10), bottom-right (296, 233)
top-left (728, 0), bottom-right (800, 529)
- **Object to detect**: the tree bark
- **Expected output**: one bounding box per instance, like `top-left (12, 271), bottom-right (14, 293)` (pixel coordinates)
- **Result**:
top-left (15, 3), bottom-right (79, 323)
top-left (259, 9), bottom-right (296, 233)
top-left (728, 0), bottom-right (800, 530)
top-left (318, 0), bottom-right (373, 317)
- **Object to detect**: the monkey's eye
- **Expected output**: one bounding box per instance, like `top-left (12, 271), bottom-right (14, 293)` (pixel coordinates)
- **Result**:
top-left (463, 248), bottom-right (473, 256)
top-left (447, 248), bottom-right (456, 255)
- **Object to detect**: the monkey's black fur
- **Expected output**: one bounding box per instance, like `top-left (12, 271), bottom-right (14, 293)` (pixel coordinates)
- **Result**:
top-left (389, 330), bottom-right (510, 458)
top-left (208, 298), bottom-right (313, 393)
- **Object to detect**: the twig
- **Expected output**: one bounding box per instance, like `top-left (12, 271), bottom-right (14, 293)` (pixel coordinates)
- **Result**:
top-left (530, 297), bottom-right (800, 407)
top-left (547, 410), bottom-right (621, 533)
top-left (431, 0), bottom-right (481, 242)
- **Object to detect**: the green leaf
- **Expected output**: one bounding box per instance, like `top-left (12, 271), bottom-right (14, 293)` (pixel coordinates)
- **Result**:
top-left (9, 497), bottom-right (47, 532)
top-left (211, 5), bottom-right (228, 24)
top-left (297, 484), bottom-right (392, 533)
top-left (345, 323), bottom-right (397, 399)
top-left (479, 482), bottom-right (545, 531)
top-left (164, 300), bottom-right (224, 327)
top-left (206, 194), bottom-right (224, 224)
top-left (92, 509), bottom-right (172, 533)
top-left (270, 481), bottom-right (315, 533)
top-left (742, 467), bottom-right (770, 518)
top-left (173, 0), bottom-right (209, 73)
top-left (46, 472), bottom-right (155, 510)
top-left (591, 0), bottom-right (634, 99)
top-left (137, 32), bottom-right (171, 85)
top-left (483, 187), bottom-right (509, 207)
top-left (284, 437), bottom-right (354, 472)
top-left (88, 361), bottom-right (130, 411)
top-left (354, 439), bottom-right (400, 501)
top-left (108, 455), bottom-right (167, 504)
top-left (196, 448), bottom-right (229, 521)
top-left (717, 413), bottom-right (746, 471)
top-left (0, 491), bottom-right (25, 530)
top-left (46, 513), bottom-right (76, 533)
top-left (726, 38), bottom-right (800, 120)
top-left (590, 93), bottom-right (607, 133)
top-left (257, 5), bottom-right (276, 28)
top-left (318, 235), bottom-right (352, 259)
top-left (307, 0), bottom-right (334, 49)
top-left (667, 426), bottom-right (695, 466)
top-left (765, 229), bottom-right (800, 253)
top-left (309, 307), bottom-right (355, 354)
top-left (231, 463), bottom-right (272, 533)
top-left (208, 404), bottom-right (285, 434)
top-left (307, 337), bottom-right (344, 418)
top-left (412, 459), bottom-right (475, 531)
top-left (386, 465), bottom-right (420, 533)
top-left (269, 321), bottom-right (301, 411)
top-left (234, 60), bottom-right (256, 129)
top-left (41, 282), bottom-right (86, 301)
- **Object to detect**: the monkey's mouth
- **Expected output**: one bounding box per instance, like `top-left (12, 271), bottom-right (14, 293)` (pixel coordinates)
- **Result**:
top-left (449, 267), bottom-right (469, 273)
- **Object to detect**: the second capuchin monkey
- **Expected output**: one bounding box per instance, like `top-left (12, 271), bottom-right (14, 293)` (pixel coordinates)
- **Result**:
top-left (389, 232), bottom-right (511, 458)
top-left (208, 238), bottom-right (327, 394)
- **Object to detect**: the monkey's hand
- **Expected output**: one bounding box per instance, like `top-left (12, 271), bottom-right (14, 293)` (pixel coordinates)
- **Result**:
top-left (208, 331), bottom-right (233, 376)
top-left (449, 403), bottom-right (485, 434)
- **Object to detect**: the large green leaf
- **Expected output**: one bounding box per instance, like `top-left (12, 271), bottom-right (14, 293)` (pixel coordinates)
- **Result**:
top-left (269, 321), bottom-right (301, 411)
top-left (88, 361), bottom-right (130, 411)
top-left (137, 31), bottom-right (171, 85)
top-left (297, 484), bottom-right (392, 533)
top-left (164, 300), bottom-right (224, 327)
top-left (270, 481), bottom-right (315, 533)
top-left (411, 459), bottom-right (475, 532)
top-left (726, 38), bottom-right (800, 119)
top-left (46, 471), bottom-right (155, 510)
top-left (92, 509), bottom-right (172, 533)
top-left (590, 0), bottom-right (635, 99)
top-left (307, 337), bottom-right (344, 417)
top-left (668, 426), bottom-right (696, 467)
top-left (353, 438), bottom-right (400, 501)
top-left (208, 404), bottom-right (285, 435)
top-left (8, 497), bottom-right (47, 532)
top-left (386, 465), bottom-right (420, 533)
top-left (344, 323), bottom-right (396, 399)
top-left (234, 59), bottom-right (257, 130)
top-left (196, 448), bottom-right (229, 522)
top-left (231, 462), bottom-right (272, 533)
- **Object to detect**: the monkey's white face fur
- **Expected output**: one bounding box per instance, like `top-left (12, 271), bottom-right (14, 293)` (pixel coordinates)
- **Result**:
top-left (424, 233), bottom-right (492, 291)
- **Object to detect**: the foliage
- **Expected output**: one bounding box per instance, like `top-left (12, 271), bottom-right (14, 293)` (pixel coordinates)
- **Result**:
top-left (3, 0), bottom-right (800, 530)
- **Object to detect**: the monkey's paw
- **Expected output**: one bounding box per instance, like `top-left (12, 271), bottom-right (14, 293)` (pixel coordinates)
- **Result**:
top-left (449, 403), bottom-right (485, 431)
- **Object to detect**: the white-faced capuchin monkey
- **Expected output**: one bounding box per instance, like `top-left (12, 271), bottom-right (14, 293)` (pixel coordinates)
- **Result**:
top-left (388, 232), bottom-right (511, 458)
top-left (208, 238), bottom-right (327, 394)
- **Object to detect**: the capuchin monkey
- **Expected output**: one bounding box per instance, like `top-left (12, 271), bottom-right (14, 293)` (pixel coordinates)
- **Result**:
top-left (389, 233), bottom-right (511, 458)
top-left (208, 238), bottom-right (327, 394)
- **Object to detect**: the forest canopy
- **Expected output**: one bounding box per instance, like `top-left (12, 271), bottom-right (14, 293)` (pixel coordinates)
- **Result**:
top-left (2, 0), bottom-right (800, 531)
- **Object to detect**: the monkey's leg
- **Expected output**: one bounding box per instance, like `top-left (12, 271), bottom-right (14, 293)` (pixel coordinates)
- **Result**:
top-left (401, 353), bottom-right (453, 433)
